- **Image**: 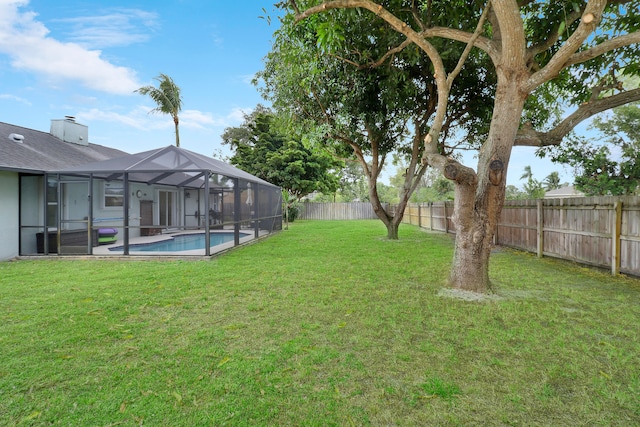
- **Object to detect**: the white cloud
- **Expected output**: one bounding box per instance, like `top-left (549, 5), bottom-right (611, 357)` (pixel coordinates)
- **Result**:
top-left (226, 107), bottom-right (250, 123)
top-left (51, 9), bottom-right (159, 49)
top-left (77, 106), bottom-right (253, 132)
top-left (181, 110), bottom-right (216, 129)
top-left (0, 93), bottom-right (31, 105)
top-left (0, 0), bottom-right (142, 94)
top-left (182, 108), bottom-right (251, 129)
top-left (77, 106), bottom-right (163, 130)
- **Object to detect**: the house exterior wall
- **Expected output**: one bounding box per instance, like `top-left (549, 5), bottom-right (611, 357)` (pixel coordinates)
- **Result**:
top-left (0, 171), bottom-right (19, 260)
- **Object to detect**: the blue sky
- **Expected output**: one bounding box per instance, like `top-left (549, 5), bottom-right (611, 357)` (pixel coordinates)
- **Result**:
top-left (0, 0), bottom-right (573, 187)
top-left (0, 1), bottom-right (279, 156)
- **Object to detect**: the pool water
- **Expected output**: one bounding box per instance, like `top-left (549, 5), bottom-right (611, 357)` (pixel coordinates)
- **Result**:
top-left (109, 232), bottom-right (248, 252)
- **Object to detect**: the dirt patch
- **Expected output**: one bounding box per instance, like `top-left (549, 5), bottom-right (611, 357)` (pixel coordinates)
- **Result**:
top-left (437, 288), bottom-right (548, 302)
top-left (437, 288), bottom-right (503, 302)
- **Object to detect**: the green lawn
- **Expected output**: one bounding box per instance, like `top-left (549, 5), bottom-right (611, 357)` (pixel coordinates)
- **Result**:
top-left (1, 220), bottom-right (639, 426)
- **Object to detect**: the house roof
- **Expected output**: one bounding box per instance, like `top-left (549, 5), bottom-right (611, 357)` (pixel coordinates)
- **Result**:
top-left (0, 121), bottom-right (126, 173)
top-left (1, 121), bottom-right (278, 189)
top-left (544, 185), bottom-right (584, 198)
top-left (54, 145), bottom-right (278, 188)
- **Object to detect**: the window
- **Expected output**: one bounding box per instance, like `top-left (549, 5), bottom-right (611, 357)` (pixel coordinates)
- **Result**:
top-left (104, 181), bottom-right (124, 208)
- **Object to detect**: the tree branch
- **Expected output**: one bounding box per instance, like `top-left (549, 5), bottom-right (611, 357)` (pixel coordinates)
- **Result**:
top-left (421, 134), bottom-right (478, 186)
top-left (356, 38), bottom-right (414, 69)
top-left (564, 32), bottom-right (640, 67)
top-left (525, 0), bottom-right (607, 92)
top-left (417, 27), bottom-right (498, 62)
top-left (515, 88), bottom-right (640, 147)
top-left (491, 0), bottom-right (527, 67)
top-left (405, 125), bottom-right (428, 195)
top-left (410, 0), bottom-right (427, 32)
top-left (438, 156), bottom-right (478, 186)
top-left (526, 8), bottom-right (583, 64)
top-left (446, 0), bottom-right (492, 89)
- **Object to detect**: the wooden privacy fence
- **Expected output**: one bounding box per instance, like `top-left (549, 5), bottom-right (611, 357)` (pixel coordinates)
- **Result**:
top-left (298, 202), bottom-right (386, 220)
top-left (401, 197), bottom-right (640, 277)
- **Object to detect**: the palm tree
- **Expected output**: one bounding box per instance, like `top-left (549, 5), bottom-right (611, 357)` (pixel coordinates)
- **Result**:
top-left (135, 73), bottom-right (183, 147)
top-left (520, 165), bottom-right (533, 181)
top-left (543, 171), bottom-right (561, 191)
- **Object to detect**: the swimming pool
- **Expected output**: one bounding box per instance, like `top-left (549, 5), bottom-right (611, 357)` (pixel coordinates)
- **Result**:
top-left (109, 232), bottom-right (249, 252)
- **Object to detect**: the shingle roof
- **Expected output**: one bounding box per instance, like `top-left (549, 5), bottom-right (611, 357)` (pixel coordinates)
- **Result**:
top-left (1, 121), bottom-right (279, 189)
top-left (544, 186), bottom-right (584, 198)
top-left (0, 121), bottom-right (126, 173)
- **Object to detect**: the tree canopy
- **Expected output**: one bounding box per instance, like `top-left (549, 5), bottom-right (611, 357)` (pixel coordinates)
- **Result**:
top-left (221, 107), bottom-right (342, 202)
top-left (258, 0), bottom-right (497, 238)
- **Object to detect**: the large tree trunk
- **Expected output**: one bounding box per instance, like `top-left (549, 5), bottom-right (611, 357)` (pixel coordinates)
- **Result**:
top-left (366, 161), bottom-right (425, 240)
top-left (367, 178), bottom-right (398, 239)
top-left (448, 73), bottom-right (527, 293)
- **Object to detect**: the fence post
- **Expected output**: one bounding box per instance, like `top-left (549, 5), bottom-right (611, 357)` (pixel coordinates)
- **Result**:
top-left (418, 203), bottom-right (422, 228)
top-left (494, 210), bottom-right (499, 246)
top-left (537, 199), bottom-right (544, 258)
top-left (444, 202), bottom-right (449, 233)
top-left (612, 201), bottom-right (622, 275)
top-left (429, 202), bottom-right (433, 231)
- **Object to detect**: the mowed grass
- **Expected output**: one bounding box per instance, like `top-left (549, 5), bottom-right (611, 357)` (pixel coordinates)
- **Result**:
top-left (1, 220), bottom-right (639, 426)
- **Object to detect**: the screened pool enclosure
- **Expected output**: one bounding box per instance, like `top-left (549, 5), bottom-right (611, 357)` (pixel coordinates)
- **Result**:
top-left (20, 146), bottom-right (282, 257)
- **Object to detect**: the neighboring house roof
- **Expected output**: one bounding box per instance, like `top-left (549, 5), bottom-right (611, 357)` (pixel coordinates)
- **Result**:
top-left (544, 185), bottom-right (585, 198)
top-left (54, 145), bottom-right (279, 188)
top-left (0, 121), bottom-right (126, 173)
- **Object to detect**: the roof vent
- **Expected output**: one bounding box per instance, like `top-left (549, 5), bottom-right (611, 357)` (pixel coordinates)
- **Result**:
top-left (65, 115), bottom-right (76, 122)
top-left (9, 133), bottom-right (24, 143)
